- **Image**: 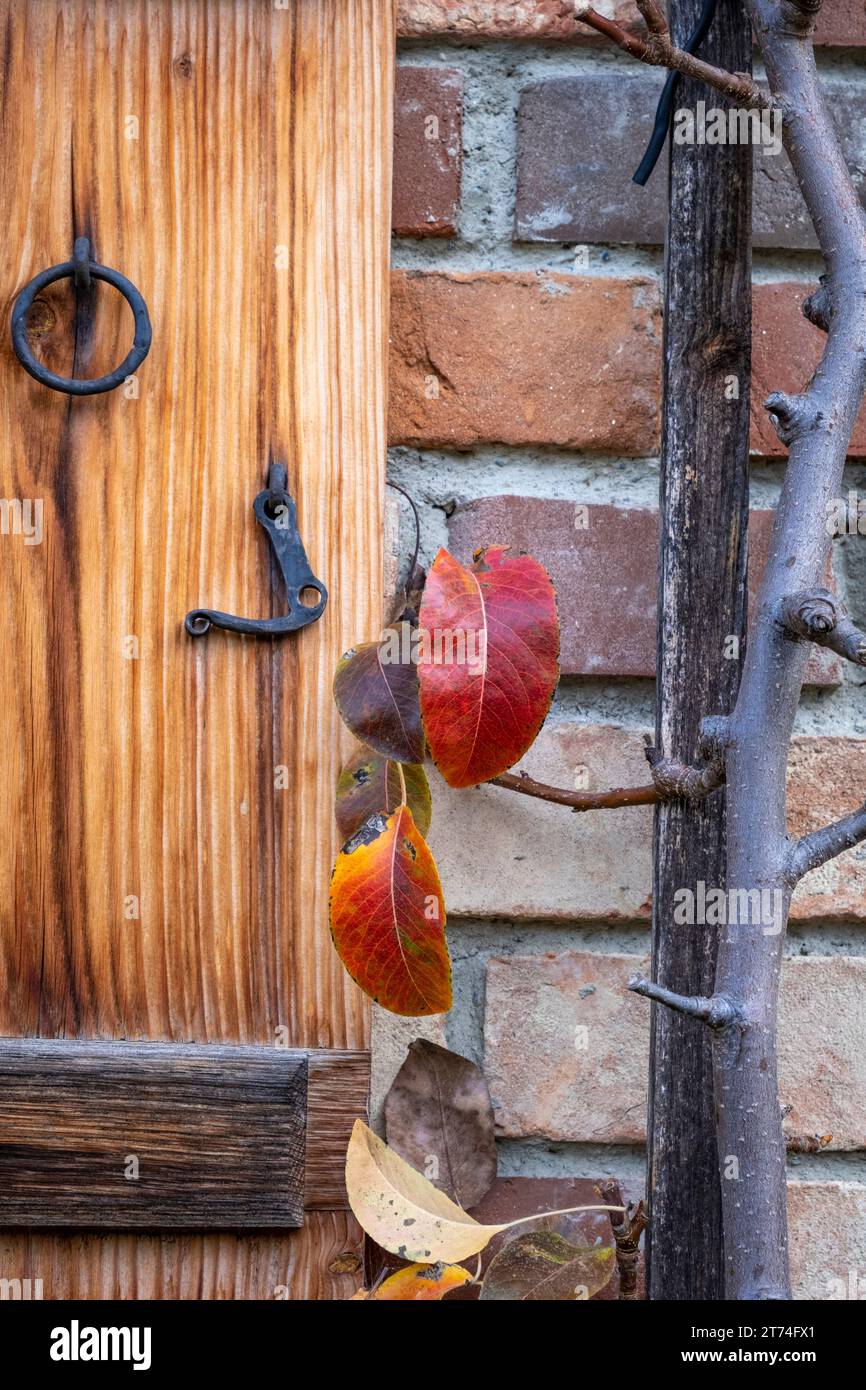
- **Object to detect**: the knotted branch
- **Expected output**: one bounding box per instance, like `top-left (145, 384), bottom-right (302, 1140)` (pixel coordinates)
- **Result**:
top-left (489, 718), bottom-right (729, 812)
top-left (777, 589), bottom-right (866, 666)
top-left (574, 0), bottom-right (768, 108)
top-left (598, 1179), bottom-right (647, 1300)
top-left (643, 715), bottom-right (729, 799)
top-left (627, 975), bottom-right (741, 1029)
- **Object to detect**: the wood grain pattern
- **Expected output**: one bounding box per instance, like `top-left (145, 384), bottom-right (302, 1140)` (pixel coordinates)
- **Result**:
top-left (0, 1039), bottom-right (369, 1222)
top-left (0, 1216), bottom-right (364, 1299)
top-left (305, 1050), bottom-right (371, 1211)
top-left (0, 0), bottom-right (392, 1050)
top-left (648, 0), bottom-right (751, 1300)
top-left (0, 1038), bottom-right (307, 1227)
top-left (0, 0), bottom-right (393, 1294)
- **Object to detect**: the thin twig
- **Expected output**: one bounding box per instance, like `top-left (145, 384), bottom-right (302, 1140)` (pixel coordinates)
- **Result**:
top-left (386, 481), bottom-right (421, 593)
top-left (488, 770), bottom-right (660, 812)
top-left (598, 1179), bottom-right (647, 1300)
top-left (574, 3), bottom-right (767, 108)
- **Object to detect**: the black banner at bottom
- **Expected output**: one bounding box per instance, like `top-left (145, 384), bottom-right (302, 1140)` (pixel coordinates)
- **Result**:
top-left (0, 1297), bottom-right (856, 1376)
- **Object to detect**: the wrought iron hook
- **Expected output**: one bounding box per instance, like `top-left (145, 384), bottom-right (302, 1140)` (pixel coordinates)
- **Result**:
top-left (185, 465), bottom-right (328, 639)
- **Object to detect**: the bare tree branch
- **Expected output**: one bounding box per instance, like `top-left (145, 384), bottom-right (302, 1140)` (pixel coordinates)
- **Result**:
top-left (488, 726), bottom-right (728, 812)
top-left (574, 2), bottom-right (768, 108)
top-left (569, 0), bottom-right (866, 1297)
top-left (627, 975), bottom-right (741, 1028)
top-left (777, 589), bottom-right (866, 667)
top-left (786, 803), bottom-right (866, 883)
top-left (488, 770), bottom-right (660, 812)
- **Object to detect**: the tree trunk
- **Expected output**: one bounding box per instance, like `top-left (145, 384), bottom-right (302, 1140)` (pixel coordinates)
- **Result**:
top-left (576, 0), bottom-right (866, 1301)
top-left (648, 0), bottom-right (752, 1300)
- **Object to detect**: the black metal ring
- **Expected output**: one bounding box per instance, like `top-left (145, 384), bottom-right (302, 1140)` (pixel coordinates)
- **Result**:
top-left (10, 252), bottom-right (152, 395)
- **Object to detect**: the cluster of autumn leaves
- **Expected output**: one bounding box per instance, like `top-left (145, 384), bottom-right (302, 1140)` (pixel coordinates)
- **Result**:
top-left (329, 545), bottom-right (560, 1017)
top-left (347, 1039), bottom-right (624, 1301)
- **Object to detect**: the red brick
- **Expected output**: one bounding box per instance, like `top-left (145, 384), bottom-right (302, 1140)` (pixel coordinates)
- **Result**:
top-left (388, 271), bottom-right (661, 453)
top-left (428, 724), bottom-right (656, 922)
top-left (753, 283), bottom-right (866, 456)
top-left (515, 76), bottom-right (866, 251)
top-left (814, 1), bottom-right (866, 46)
top-left (390, 275), bottom-right (863, 459)
top-left (397, 0), bottom-right (864, 44)
top-left (787, 738), bottom-right (866, 922)
top-left (483, 953), bottom-right (866, 1148)
top-left (427, 725), bottom-right (866, 922)
top-left (446, 497), bottom-right (841, 684)
top-left (393, 68), bottom-right (462, 238)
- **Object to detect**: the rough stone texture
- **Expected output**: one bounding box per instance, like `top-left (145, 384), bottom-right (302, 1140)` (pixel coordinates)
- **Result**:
top-left (369, 1007), bottom-right (448, 1134)
top-left (788, 1183), bottom-right (866, 1301)
top-left (484, 951), bottom-right (652, 1142)
top-left (447, 497), bottom-right (841, 684)
top-left (753, 283), bottom-right (866, 458)
top-left (427, 725), bottom-right (866, 922)
top-left (397, 0), bottom-right (638, 40)
top-left (397, 0), bottom-right (866, 44)
top-left (515, 75), bottom-right (666, 247)
top-left (388, 270), bottom-right (662, 454)
top-left (393, 67), bottom-right (463, 239)
top-left (428, 724), bottom-right (656, 922)
top-left (483, 953), bottom-right (866, 1149)
top-left (787, 738), bottom-right (866, 923)
top-left (515, 75), bottom-right (866, 251)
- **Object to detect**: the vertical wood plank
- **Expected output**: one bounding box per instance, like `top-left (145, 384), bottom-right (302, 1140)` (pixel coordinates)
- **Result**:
top-left (0, 1216), bottom-right (364, 1299)
top-left (648, 0), bottom-right (751, 1300)
top-left (0, 0), bottom-right (392, 1051)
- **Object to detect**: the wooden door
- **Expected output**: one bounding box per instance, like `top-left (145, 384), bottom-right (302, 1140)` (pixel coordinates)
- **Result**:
top-left (0, 0), bottom-right (392, 1299)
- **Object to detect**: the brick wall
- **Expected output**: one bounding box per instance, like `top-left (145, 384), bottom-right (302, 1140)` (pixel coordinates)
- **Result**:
top-left (375, 2), bottom-right (866, 1299)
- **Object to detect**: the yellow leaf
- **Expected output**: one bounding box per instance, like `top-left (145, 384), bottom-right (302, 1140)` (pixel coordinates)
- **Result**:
top-left (345, 1120), bottom-right (626, 1265)
top-left (346, 1119), bottom-right (507, 1262)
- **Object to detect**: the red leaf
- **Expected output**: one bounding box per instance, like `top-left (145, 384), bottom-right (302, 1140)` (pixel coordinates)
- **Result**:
top-left (417, 546), bottom-right (559, 787)
top-left (329, 805), bottom-right (451, 1016)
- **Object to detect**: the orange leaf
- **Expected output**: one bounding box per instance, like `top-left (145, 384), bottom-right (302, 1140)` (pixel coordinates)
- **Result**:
top-left (418, 546), bottom-right (559, 787)
top-left (352, 1262), bottom-right (473, 1301)
top-left (329, 806), bottom-right (451, 1016)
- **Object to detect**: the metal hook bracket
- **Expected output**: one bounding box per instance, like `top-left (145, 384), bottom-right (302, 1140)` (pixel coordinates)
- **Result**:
top-left (184, 465), bottom-right (328, 639)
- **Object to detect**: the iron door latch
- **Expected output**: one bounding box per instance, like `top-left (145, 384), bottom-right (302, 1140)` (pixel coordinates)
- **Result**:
top-left (185, 465), bottom-right (327, 638)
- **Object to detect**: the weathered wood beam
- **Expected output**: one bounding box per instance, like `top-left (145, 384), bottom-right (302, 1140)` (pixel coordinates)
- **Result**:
top-left (0, 1039), bottom-right (369, 1226)
top-left (647, 0), bottom-right (752, 1301)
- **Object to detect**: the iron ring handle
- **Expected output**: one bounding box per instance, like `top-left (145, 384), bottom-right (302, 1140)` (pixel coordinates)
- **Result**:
top-left (10, 239), bottom-right (152, 395)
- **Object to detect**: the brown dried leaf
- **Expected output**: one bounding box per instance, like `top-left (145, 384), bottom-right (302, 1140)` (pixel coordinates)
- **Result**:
top-left (385, 1039), bottom-right (497, 1209)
